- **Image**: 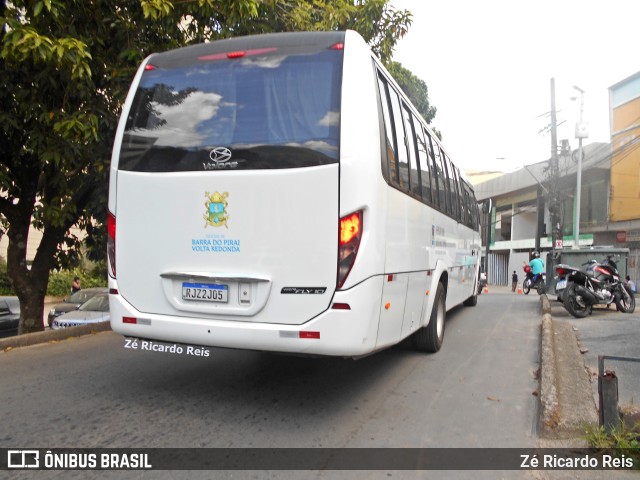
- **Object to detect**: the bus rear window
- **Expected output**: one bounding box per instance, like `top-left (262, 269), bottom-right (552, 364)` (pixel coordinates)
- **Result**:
top-left (119, 46), bottom-right (343, 172)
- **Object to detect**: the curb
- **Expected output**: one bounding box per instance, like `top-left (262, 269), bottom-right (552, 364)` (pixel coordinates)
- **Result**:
top-left (538, 294), bottom-right (598, 438)
top-left (539, 313), bottom-right (561, 432)
top-left (0, 321), bottom-right (112, 352)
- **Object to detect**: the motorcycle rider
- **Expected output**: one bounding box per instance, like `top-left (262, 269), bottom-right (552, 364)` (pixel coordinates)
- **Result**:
top-left (529, 252), bottom-right (545, 288)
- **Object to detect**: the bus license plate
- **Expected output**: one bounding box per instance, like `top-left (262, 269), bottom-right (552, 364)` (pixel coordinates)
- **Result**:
top-left (182, 283), bottom-right (228, 303)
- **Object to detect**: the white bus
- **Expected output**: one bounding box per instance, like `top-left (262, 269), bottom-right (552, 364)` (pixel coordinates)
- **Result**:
top-left (107, 30), bottom-right (482, 358)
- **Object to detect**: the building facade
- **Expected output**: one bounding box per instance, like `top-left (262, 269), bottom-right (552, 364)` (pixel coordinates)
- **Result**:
top-left (473, 71), bottom-right (640, 287)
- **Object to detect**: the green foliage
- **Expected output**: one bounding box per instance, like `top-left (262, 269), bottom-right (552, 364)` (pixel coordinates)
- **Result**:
top-left (0, 257), bottom-right (15, 295)
top-left (582, 422), bottom-right (640, 468)
top-left (47, 265), bottom-right (107, 297)
top-left (386, 61), bottom-right (439, 135)
top-left (238, 0), bottom-right (411, 63)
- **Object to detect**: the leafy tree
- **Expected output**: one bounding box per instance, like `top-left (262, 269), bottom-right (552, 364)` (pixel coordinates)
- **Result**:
top-left (0, 0), bottom-right (420, 334)
top-left (0, 0), bottom-right (262, 333)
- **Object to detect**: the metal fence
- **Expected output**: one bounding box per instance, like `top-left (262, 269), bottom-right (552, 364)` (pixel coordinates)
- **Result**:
top-left (487, 252), bottom-right (509, 286)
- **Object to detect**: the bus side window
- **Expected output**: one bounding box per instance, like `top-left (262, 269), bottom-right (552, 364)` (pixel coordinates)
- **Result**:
top-left (387, 87), bottom-right (410, 192)
top-left (470, 188), bottom-right (480, 230)
top-left (425, 131), bottom-right (442, 211)
top-left (416, 124), bottom-right (433, 205)
top-left (442, 152), bottom-right (460, 222)
top-left (402, 103), bottom-right (421, 199)
top-left (460, 180), bottom-right (471, 228)
top-left (431, 141), bottom-right (450, 216)
top-left (376, 74), bottom-right (398, 185)
top-left (465, 182), bottom-right (476, 229)
top-left (449, 160), bottom-right (463, 223)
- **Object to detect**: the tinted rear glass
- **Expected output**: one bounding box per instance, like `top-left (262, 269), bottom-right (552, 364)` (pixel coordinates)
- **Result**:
top-left (119, 43), bottom-right (343, 172)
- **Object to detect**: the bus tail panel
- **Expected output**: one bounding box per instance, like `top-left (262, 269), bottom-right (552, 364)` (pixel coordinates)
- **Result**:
top-left (113, 165), bottom-right (339, 326)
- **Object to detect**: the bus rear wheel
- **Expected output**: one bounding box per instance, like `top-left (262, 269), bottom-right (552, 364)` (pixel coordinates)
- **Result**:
top-left (413, 282), bottom-right (446, 353)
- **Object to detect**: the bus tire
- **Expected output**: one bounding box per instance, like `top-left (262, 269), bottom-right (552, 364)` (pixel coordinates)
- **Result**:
top-left (413, 282), bottom-right (445, 353)
top-left (463, 292), bottom-right (477, 307)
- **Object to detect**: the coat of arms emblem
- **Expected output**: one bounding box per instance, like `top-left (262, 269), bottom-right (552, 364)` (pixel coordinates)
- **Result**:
top-left (204, 191), bottom-right (229, 228)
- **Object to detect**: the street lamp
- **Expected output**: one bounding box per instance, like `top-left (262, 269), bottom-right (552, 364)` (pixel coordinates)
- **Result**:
top-left (572, 85), bottom-right (588, 249)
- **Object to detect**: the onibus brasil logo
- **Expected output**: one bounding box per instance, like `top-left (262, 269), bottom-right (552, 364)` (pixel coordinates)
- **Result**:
top-left (204, 191), bottom-right (229, 228)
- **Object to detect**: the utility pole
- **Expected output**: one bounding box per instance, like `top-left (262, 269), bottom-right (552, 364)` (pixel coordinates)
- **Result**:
top-left (547, 78), bottom-right (561, 284)
top-left (572, 85), bottom-right (587, 249)
top-left (536, 185), bottom-right (544, 253)
top-left (550, 79), bottom-right (559, 247)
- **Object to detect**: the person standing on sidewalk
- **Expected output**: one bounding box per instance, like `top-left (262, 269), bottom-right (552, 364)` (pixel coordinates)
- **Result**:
top-left (511, 270), bottom-right (518, 292)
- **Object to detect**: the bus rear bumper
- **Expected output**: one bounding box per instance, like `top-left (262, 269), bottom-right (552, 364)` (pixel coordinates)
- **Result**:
top-left (109, 276), bottom-right (384, 357)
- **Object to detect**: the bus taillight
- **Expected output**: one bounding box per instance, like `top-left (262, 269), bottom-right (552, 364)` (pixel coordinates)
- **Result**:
top-left (107, 212), bottom-right (116, 277)
top-left (337, 210), bottom-right (363, 289)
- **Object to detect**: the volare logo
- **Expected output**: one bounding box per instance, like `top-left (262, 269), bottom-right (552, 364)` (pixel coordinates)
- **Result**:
top-left (7, 450), bottom-right (39, 468)
top-left (203, 147), bottom-right (239, 170)
top-left (209, 147), bottom-right (232, 163)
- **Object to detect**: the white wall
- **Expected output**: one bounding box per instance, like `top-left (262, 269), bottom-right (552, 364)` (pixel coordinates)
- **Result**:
top-left (0, 226), bottom-right (86, 264)
top-left (512, 209), bottom-right (537, 241)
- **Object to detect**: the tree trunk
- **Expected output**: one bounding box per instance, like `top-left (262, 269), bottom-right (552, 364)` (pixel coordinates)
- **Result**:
top-left (18, 288), bottom-right (48, 334)
top-left (6, 222), bottom-right (47, 334)
top-left (5, 189), bottom-right (58, 334)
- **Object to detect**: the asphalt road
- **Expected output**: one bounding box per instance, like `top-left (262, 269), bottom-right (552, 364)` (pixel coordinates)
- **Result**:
top-left (1, 289), bottom-right (546, 478)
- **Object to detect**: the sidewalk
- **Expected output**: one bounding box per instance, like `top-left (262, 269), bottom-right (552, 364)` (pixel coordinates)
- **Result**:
top-left (485, 283), bottom-right (599, 439)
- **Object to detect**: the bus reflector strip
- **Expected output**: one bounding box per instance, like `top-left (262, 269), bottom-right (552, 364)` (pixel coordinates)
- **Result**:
top-left (331, 303), bottom-right (351, 310)
top-left (109, 288), bottom-right (119, 295)
top-left (279, 331), bottom-right (320, 339)
top-left (299, 331), bottom-right (320, 339)
top-left (123, 317), bottom-right (151, 325)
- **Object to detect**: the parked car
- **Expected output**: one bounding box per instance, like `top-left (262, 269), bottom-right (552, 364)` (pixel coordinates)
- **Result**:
top-left (47, 287), bottom-right (108, 327)
top-left (51, 293), bottom-right (110, 329)
top-left (0, 296), bottom-right (20, 337)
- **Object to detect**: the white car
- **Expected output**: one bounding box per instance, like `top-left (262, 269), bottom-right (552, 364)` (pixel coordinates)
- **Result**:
top-left (52, 293), bottom-right (110, 329)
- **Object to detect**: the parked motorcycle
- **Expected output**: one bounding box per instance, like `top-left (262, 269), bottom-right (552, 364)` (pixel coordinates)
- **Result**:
top-left (522, 265), bottom-right (546, 294)
top-left (555, 256), bottom-right (635, 318)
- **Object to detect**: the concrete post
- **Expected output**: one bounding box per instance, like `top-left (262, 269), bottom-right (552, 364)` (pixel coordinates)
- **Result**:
top-left (598, 370), bottom-right (620, 433)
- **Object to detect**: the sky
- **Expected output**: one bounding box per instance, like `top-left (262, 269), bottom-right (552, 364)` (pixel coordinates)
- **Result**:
top-left (390, 0), bottom-right (640, 173)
